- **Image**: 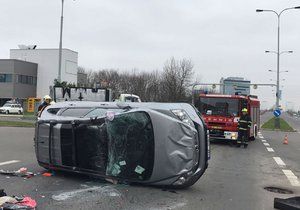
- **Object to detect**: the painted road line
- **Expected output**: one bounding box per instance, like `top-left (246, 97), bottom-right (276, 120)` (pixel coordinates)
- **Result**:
top-left (273, 157), bottom-right (286, 167)
top-left (0, 160), bottom-right (20, 166)
top-left (263, 143), bottom-right (270, 146)
top-left (282, 170), bottom-right (300, 187)
top-left (266, 147), bottom-right (274, 152)
top-left (261, 139), bottom-right (267, 143)
top-left (52, 186), bottom-right (121, 201)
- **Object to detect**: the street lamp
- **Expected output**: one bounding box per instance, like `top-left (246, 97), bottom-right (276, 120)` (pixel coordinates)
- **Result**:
top-left (58, 0), bottom-right (74, 83)
top-left (268, 70), bottom-right (289, 73)
top-left (58, 0), bottom-right (64, 83)
top-left (256, 6), bottom-right (300, 128)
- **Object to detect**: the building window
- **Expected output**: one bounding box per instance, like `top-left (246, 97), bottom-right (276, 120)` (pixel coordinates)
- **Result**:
top-left (0, 74), bottom-right (12, 83)
top-left (16, 74), bottom-right (37, 85)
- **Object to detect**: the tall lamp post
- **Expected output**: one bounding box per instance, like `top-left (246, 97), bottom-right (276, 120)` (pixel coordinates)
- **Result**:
top-left (256, 6), bottom-right (300, 128)
top-left (58, 0), bottom-right (65, 83)
top-left (58, 0), bottom-right (74, 83)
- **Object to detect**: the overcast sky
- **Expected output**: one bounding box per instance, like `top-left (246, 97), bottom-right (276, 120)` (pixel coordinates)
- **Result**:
top-left (1, 0), bottom-right (300, 109)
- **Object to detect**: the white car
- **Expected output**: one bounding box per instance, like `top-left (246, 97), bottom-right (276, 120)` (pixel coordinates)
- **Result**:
top-left (0, 103), bottom-right (23, 114)
top-left (115, 94), bottom-right (142, 102)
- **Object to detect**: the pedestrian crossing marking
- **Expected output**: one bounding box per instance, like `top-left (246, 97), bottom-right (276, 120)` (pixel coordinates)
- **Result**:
top-left (282, 170), bottom-right (300, 187)
top-left (273, 157), bottom-right (286, 167)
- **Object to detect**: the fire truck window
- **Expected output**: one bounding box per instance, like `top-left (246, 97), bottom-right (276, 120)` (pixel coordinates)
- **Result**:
top-left (198, 98), bottom-right (239, 116)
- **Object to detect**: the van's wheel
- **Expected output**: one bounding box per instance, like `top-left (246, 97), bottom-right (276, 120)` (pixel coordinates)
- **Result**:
top-left (5, 110), bottom-right (9, 115)
top-left (18, 110), bottom-right (22, 115)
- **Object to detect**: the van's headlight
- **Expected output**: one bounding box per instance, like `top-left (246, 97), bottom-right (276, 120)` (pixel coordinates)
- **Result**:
top-left (171, 109), bottom-right (194, 127)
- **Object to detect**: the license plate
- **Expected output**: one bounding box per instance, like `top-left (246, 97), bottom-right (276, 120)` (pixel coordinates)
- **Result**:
top-left (224, 132), bottom-right (232, 139)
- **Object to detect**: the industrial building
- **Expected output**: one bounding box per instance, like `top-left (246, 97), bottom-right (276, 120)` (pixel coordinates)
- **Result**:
top-left (0, 48), bottom-right (78, 106)
top-left (0, 59), bottom-right (38, 106)
top-left (10, 48), bottom-right (78, 98)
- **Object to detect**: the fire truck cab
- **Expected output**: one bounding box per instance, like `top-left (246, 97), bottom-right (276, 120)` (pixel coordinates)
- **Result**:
top-left (195, 94), bottom-right (260, 141)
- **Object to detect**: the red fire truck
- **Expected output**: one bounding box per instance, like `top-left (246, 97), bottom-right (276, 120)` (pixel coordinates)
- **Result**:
top-left (195, 94), bottom-right (260, 141)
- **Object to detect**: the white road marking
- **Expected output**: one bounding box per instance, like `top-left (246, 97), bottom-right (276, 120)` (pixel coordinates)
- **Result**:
top-left (263, 143), bottom-right (270, 146)
top-left (266, 147), bottom-right (274, 152)
top-left (0, 160), bottom-right (20, 166)
top-left (259, 136), bottom-right (263, 139)
top-left (261, 139), bottom-right (267, 142)
top-left (150, 202), bottom-right (187, 210)
top-left (52, 186), bottom-right (121, 201)
top-left (273, 157), bottom-right (286, 167)
top-left (282, 170), bottom-right (300, 187)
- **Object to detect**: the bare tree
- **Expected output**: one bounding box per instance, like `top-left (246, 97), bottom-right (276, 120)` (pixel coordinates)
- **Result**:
top-left (83, 57), bottom-right (194, 102)
top-left (161, 57), bottom-right (194, 102)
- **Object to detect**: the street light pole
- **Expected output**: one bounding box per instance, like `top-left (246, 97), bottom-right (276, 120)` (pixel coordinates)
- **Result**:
top-left (256, 6), bottom-right (300, 128)
top-left (58, 0), bottom-right (64, 83)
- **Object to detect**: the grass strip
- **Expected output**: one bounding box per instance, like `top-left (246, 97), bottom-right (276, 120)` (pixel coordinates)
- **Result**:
top-left (261, 117), bottom-right (294, 132)
top-left (0, 121), bottom-right (35, 127)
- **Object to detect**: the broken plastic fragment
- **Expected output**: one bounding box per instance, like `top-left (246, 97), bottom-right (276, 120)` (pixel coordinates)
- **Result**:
top-left (111, 164), bottom-right (121, 176)
top-left (119, 161), bottom-right (126, 166)
top-left (42, 172), bottom-right (53, 177)
top-left (106, 111), bottom-right (115, 121)
top-left (134, 165), bottom-right (145, 174)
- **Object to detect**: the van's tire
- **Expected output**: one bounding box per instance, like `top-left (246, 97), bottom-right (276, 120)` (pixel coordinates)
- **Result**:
top-left (18, 110), bottom-right (22, 115)
top-left (5, 110), bottom-right (9, 115)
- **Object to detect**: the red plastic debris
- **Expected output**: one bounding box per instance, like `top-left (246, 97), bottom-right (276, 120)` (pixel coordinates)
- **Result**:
top-left (18, 196), bottom-right (37, 208)
top-left (42, 172), bottom-right (52, 177)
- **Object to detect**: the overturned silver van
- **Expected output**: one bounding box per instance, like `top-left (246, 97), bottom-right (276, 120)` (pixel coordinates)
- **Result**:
top-left (34, 102), bottom-right (209, 188)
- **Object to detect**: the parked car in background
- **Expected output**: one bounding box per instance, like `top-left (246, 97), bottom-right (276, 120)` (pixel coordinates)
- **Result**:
top-left (0, 103), bottom-right (23, 114)
top-left (115, 94), bottom-right (141, 102)
top-left (35, 101), bottom-right (209, 188)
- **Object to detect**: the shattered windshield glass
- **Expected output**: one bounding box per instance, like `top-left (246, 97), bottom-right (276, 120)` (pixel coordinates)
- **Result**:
top-left (106, 111), bottom-right (154, 181)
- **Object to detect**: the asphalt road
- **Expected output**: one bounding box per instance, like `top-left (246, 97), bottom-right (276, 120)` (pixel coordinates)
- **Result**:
top-left (0, 115), bottom-right (299, 210)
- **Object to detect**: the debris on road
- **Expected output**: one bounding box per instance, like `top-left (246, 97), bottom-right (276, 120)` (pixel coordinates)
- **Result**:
top-left (0, 189), bottom-right (37, 210)
top-left (0, 168), bottom-right (35, 179)
top-left (0, 189), bottom-right (6, 197)
top-left (0, 196), bottom-right (18, 206)
top-left (42, 172), bottom-right (54, 177)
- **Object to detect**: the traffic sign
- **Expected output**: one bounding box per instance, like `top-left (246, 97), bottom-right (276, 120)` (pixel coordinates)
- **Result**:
top-left (273, 109), bottom-right (281, 117)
